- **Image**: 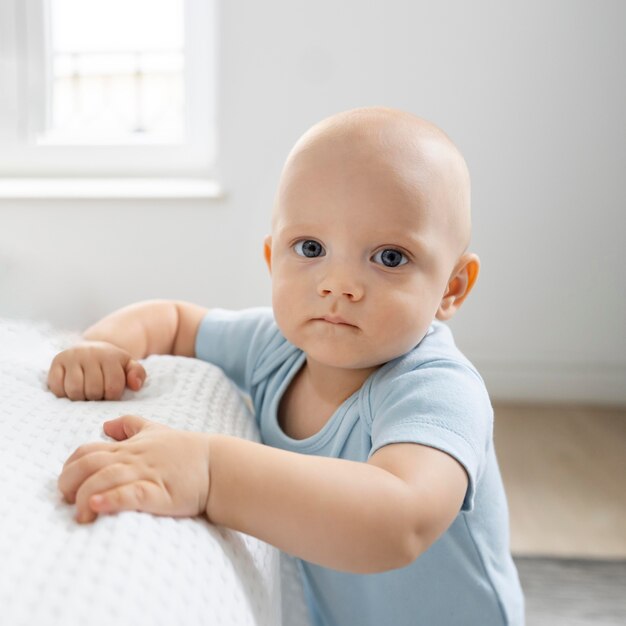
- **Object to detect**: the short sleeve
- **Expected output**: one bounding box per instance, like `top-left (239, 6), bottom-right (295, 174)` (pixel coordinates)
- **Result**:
top-left (194, 307), bottom-right (282, 393)
top-left (366, 359), bottom-right (493, 512)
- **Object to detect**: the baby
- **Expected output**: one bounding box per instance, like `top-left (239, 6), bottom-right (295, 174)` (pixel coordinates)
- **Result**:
top-left (49, 107), bottom-right (525, 625)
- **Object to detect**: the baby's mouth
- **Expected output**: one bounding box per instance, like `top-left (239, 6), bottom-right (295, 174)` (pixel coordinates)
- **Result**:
top-left (314, 315), bottom-right (358, 328)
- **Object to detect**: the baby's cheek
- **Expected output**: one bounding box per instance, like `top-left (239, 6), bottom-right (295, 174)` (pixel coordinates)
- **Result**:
top-left (271, 275), bottom-right (294, 313)
top-left (271, 296), bottom-right (289, 331)
top-left (376, 311), bottom-right (430, 359)
top-left (272, 275), bottom-right (307, 321)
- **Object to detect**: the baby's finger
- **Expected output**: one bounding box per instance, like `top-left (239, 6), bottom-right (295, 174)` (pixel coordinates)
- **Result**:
top-left (64, 363), bottom-right (86, 401)
top-left (88, 479), bottom-right (168, 518)
top-left (83, 359), bottom-right (104, 401)
top-left (125, 360), bottom-right (146, 391)
top-left (59, 448), bottom-right (117, 503)
top-left (103, 414), bottom-right (158, 441)
top-left (62, 441), bottom-right (116, 468)
top-left (47, 361), bottom-right (66, 397)
top-left (102, 361), bottom-right (126, 401)
top-left (74, 463), bottom-right (141, 523)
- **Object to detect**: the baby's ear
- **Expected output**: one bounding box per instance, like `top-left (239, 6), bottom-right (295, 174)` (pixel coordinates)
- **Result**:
top-left (436, 253), bottom-right (480, 321)
top-left (263, 235), bottom-right (272, 272)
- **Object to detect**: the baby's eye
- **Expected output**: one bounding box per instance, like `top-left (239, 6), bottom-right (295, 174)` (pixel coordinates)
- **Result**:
top-left (372, 248), bottom-right (408, 268)
top-left (294, 239), bottom-right (325, 258)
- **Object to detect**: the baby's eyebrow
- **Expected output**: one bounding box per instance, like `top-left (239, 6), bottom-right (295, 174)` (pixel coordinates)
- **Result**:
top-left (377, 232), bottom-right (432, 257)
top-left (275, 223), bottom-right (323, 239)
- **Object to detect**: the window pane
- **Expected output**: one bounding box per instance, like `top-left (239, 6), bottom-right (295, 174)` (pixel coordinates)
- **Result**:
top-left (41, 0), bottom-right (185, 145)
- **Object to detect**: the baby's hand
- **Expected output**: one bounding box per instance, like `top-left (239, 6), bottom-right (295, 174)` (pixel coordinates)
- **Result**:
top-left (58, 415), bottom-right (212, 524)
top-left (47, 340), bottom-right (146, 401)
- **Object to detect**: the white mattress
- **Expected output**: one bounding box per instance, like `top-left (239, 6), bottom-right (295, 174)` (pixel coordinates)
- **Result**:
top-left (0, 318), bottom-right (311, 626)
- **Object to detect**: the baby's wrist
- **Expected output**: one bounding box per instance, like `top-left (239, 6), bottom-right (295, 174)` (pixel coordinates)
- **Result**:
top-left (204, 434), bottom-right (241, 527)
top-left (204, 434), bottom-right (221, 524)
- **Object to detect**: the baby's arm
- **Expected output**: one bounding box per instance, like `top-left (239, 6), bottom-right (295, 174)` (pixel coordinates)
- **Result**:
top-left (205, 435), bottom-right (468, 574)
top-left (61, 415), bottom-right (467, 574)
top-left (47, 300), bottom-right (208, 400)
top-left (80, 299), bottom-right (208, 359)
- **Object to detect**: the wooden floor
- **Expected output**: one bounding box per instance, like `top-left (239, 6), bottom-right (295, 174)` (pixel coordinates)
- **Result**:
top-left (493, 403), bottom-right (626, 560)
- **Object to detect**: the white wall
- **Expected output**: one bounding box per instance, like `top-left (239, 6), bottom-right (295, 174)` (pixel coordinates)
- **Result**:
top-left (1, 0), bottom-right (624, 405)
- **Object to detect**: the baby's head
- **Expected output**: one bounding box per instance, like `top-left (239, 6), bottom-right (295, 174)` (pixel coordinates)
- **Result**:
top-left (264, 107), bottom-right (479, 371)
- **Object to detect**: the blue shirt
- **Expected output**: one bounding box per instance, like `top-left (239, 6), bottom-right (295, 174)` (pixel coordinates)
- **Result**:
top-left (195, 307), bottom-right (525, 626)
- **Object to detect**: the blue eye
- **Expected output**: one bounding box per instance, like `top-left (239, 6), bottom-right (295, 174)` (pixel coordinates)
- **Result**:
top-left (372, 248), bottom-right (408, 268)
top-left (294, 239), bottom-right (325, 258)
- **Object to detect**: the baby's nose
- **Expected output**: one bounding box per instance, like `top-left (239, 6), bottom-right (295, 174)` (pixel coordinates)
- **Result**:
top-left (317, 268), bottom-right (364, 301)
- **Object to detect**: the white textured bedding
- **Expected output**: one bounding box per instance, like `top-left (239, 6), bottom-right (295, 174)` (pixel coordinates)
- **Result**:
top-left (0, 318), bottom-right (310, 626)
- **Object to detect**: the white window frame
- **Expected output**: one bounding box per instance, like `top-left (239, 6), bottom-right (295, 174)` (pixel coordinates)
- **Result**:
top-left (0, 0), bottom-right (220, 197)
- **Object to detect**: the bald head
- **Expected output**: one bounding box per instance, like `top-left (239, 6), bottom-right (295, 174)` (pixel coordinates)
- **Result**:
top-left (274, 107), bottom-right (472, 260)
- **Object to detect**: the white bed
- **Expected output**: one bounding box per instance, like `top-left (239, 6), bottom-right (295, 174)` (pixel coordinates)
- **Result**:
top-left (0, 318), bottom-right (310, 626)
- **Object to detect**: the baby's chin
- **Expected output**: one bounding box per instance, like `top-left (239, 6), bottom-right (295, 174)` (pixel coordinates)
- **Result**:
top-left (297, 341), bottom-right (397, 372)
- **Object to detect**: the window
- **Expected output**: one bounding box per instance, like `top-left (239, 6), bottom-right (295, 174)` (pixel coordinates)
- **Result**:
top-left (45, 0), bottom-right (185, 145)
top-left (0, 0), bottom-right (218, 193)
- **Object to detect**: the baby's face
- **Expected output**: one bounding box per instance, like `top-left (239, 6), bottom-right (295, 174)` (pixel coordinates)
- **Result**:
top-left (267, 111), bottom-right (468, 371)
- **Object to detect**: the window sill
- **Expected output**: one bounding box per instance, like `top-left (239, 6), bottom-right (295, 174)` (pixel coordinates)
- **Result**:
top-left (0, 178), bottom-right (224, 200)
